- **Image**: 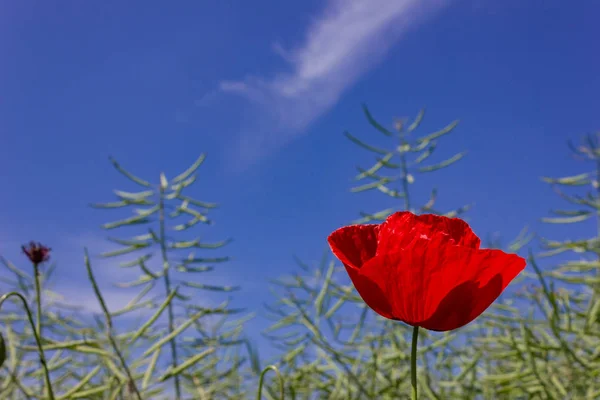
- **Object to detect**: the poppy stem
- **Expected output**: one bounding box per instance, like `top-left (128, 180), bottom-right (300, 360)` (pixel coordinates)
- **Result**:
top-left (410, 325), bottom-right (419, 400)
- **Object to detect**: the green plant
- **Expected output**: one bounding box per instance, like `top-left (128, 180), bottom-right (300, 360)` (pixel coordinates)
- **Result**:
top-left (89, 155), bottom-right (251, 398)
top-left (0, 155), bottom-right (258, 399)
top-left (346, 105), bottom-right (469, 222)
top-left (0, 246), bottom-right (105, 398)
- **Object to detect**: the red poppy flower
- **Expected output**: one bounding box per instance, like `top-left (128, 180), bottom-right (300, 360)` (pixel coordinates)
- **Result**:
top-left (327, 212), bottom-right (526, 331)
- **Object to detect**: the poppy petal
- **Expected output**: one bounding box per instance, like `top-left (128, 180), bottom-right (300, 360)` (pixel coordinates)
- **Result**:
top-left (413, 214), bottom-right (481, 249)
top-left (343, 259), bottom-right (395, 320)
top-left (420, 248), bottom-right (526, 331)
top-left (377, 212), bottom-right (481, 257)
top-left (376, 212), bottom-right (418, 256)
top-left (327, 224), bottom-right (379, 271)
top-left (357, 235), bottom-right (525, 330)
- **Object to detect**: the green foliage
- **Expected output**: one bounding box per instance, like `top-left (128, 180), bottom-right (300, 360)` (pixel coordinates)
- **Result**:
top-left (0, 254), bottom-right (98, 398)
top-left (0, 107), bottom-right (597, 399)
top-left (88, 155), bottom-right (251, 399)
top-left (0, 155), bottom-right (255, 399)
top-left (0, 291), bottom-right (55, 399)
top-left (467, 132), bottom-right (600, 399)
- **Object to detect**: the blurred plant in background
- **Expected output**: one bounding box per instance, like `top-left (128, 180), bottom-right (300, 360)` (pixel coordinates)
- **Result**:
top-left (0, 242), bottom-right (103, 399)
top-left (0, 156), bottom-right (255, 399)
top-left (466, 133), bottom-right (600, 399)
top-left (346, 105), bottom-right (467, 222)
top-left (89, 155), bottom-right (252, 399)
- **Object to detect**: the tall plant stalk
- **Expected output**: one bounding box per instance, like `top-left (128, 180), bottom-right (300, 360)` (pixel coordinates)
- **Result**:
top-left (91, 154), bottom-right (240, 398)
top-left (158, 174), bottom-right (181, 399)
top-left (83, 248), bottom-right (143, 400)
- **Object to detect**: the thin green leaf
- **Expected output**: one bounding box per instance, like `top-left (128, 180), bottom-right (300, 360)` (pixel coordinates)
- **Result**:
top-left (350, 179), bottom-right (392, 193)
top-left (172, 153), bottom-right (206, 183)
top-left (158, 348), bottom-right (215, 382)
top-left (416, 120), bottom-right (460, 144)
top-left (417, 152), bottom-right (466, 173)
top-left (131, 290), bottom-right (178, 342)
top-left (541, 213), bottom-right (592, 224)
top-left (114, 189), bottom-right (154, 200)
top-left (181, 282), bottom-right (240, 292)
top-left (362, 104), bottom-right (394, 136)
top-left (344, 132), bottom-right (388, 155)
top-left (407, 109), bottom-right (425, 132)
top-left (542, 173), bottom-right (592, 186)
top-left (175, 195), bottom-right (218, 209)
top-left (142, 348), bottom-right (161, 390)
top-left (109, 157), bottom-right (153, 188)
top-left (355, 153), bottom-right (394, 180)
top-left (102, 206), bottom-right (159, 229)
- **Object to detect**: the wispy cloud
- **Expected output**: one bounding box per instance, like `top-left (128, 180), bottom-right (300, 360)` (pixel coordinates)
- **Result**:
top-left (218, 0), bottom-right (449, 165)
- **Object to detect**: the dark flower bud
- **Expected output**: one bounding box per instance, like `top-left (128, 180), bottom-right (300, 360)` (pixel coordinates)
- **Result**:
top-left (21, 242), bottom-right (51, 265)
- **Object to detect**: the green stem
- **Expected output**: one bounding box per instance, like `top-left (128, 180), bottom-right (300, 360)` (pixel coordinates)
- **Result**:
top-left (33, 264), bottom-right (42, 341)
top-left (84, 249), bottom-right (143, 400)
top-left (594, 155), bottom-right (600, 298)
top-left (411, 325), bottom-right (419, 400)
top-left (33, 263), bottom-right (44, 393)
top-left (0, 292), bottom-right (55, 400)
top-left (158, 183), bottom-right (181, 400)
top-left (398, 133), bottom-right (411, 211)
top-left (257, 365), bottom-right (284, 400)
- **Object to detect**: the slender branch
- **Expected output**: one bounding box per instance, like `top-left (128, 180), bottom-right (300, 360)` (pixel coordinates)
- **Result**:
top-left (83, 248), bottom-right (143, 400)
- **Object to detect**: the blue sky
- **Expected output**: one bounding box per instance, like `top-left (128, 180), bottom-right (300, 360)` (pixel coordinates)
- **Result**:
top-left (1, 0), bottom-right (599, 368)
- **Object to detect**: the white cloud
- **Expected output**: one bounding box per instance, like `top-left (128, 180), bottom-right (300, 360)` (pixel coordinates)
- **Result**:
top-left (218, 0), bottom-right (449, 165)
